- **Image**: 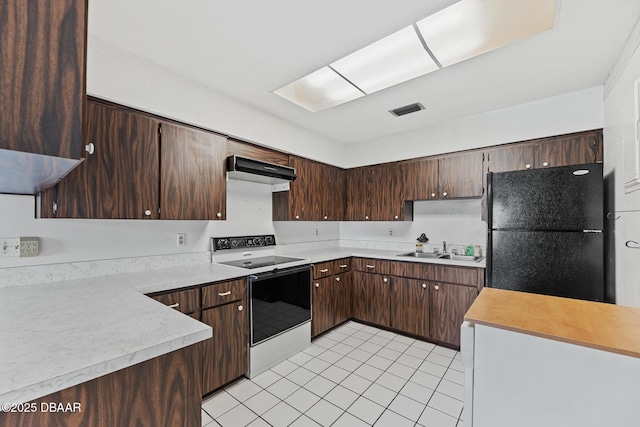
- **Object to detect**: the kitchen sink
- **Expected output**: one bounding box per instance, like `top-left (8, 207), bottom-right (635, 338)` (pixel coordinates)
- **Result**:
top-left (397, 252), bottom-right (484, 262)
top-left (397, 252), bottom-right (441, 259)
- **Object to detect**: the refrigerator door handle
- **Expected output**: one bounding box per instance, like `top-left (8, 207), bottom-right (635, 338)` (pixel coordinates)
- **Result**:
top-left (583, 230), bottom-right (603, 233)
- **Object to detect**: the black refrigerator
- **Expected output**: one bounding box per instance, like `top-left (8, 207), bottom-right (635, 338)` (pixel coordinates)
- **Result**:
top-left (487, 163), bottom-right (604, 301)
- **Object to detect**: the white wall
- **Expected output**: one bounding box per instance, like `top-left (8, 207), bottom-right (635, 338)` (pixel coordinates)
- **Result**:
top-left (87, 37), bottom-right (345, 167)
top-left (603, 17), bottom-right (640, 307)
top-left (344, 86), bottom-right (604, 168)
top-left (0, 179), bottom-right (275, 268)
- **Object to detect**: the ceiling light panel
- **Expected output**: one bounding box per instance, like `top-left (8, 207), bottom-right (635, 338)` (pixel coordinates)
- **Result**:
top-left (273, 67), bottom-right (364, 112)
top-left (417, 0), bottom-right (555, 67)
top-left (331, 26), bottom-right (440, 94)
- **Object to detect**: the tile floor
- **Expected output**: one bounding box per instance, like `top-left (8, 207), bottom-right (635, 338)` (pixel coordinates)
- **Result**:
top-left (202, 321), bottom-right (464, 427)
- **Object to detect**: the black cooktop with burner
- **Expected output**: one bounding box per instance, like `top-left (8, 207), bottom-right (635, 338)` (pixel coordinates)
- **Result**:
top-left (220, 255), bottom-right (305, 269)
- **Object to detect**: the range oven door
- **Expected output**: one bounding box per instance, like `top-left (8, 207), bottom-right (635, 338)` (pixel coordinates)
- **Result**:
top-left (249, 264), bottom-right (311, 346)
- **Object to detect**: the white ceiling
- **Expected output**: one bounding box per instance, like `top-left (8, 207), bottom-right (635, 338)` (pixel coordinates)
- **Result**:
top-left (88, 0), bottom-right (640, 145)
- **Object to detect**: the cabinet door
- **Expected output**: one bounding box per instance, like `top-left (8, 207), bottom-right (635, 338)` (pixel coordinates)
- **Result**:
top-left (288, 156), bottom-right (321, 221)
top-left (346, 168), bottom-right (371, 221)
top-left (312, 277), bottom-right (333, 337)
top-left (391, 278), bottom-right (430, 339)
top-left (202, 300), bottom-right (247, 394)
top-left (439, 152), bottom-right (483, 198)
top-left (56, 100), bottom-right (160, 218)
top-left (160, 123), bottom-right (227, 220)
top-left (370, 164), bottom-right (405, 220)
top-left (325, 164), bottom-right (346, 221)
top-left (403, 158), bottom-right (439, 200)
top-left (429, 282), bottom-right (477, 347)
top-left (352, 272), bottom-right (390, 327)
top-left (0, 0), bottom-right (85, 159)
top-left (227, 139), bottom-right (289, 166)
top-left (332, 272), bottom-right (352, 326)
top-left (487, 143), bottom-right (537, 173)
top-left (149, 288), bottom-right (200, 315)
top-left (536, 130), bottom-right (603, 168)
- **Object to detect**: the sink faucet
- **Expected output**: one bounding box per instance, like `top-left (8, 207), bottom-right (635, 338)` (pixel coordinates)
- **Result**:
top-left (443, 241), bottom-right (447, 254)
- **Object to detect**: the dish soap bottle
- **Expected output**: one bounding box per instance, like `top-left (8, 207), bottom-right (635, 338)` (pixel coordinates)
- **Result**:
top-left (465, 244), bottom-right (474, 256)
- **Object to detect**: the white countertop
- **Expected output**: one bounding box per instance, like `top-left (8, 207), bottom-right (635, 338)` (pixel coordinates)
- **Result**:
top-left (0, 262), bottom-right (251, 404)
top-left (1, 247), bottom-right (482, 404)
top-left (282, 246), bottom-right (486, 269)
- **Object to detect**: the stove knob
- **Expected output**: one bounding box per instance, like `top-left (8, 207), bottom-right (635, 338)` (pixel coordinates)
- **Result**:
top-left (253, 238), bottom-right (261, 245)
top-left (265, 236), bottom-right (274, 245)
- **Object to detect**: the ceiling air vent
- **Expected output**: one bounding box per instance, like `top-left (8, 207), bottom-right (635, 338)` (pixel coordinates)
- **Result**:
top-left (389, 102), bottom-right (424, 117)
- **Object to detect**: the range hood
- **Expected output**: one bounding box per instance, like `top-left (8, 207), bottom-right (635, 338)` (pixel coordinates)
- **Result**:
top-left (226, 155), bottom-right (296, 185)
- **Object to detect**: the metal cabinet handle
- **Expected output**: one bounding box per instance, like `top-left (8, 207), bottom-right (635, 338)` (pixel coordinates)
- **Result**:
top-left (216, 212), bottom-right (222, 218)
top-left (366, 265), bottom-right (375, 269)
top-left (295, 215), bottom-right (300, 220)
top-left (144, 209), bottom-right (152, 216)
top-left (315, 283), bottom-right (320, 288)
top-left (443, 192), bottom-right (448, 197)
top-left (394, 215), bottom-right (399, 220)
top-left (336, 277), bottom-right (340, 282)
top-left (542, 161), bottom-right (549, 167)
top-left (324, 215), bottom-right (328, 220)
top-left (218, 291), bottom-right (231, 296)
top-left (434, 285), bottom-right (440, 290)
top-left (168, 303), bottom-right (179, 308)
top-left (431, 192), bottom-right (436, 197)
top-left (340, 264), bottom-right (348, 268)
top-left (85, 143), bottom-right (95, 155)
top-left (320, 269), bottom-right (329, 273)
top-left (422, 283), bottom-right (427, 289)
top-left (525, 163), bottom-right (531, 169)
top-left (365, 215), bottom-right (369, 220)
top-left (238, 305), bottom-right (243, 311)
top-left (383, 277), bottom-right (388, 283)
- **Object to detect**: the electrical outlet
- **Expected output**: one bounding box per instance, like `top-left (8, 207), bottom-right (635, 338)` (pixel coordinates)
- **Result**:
top-left (0, 238), bottom-right (20, 257)
top-left (0, 237), bottom-right (38, 257)
top-left (19, 237), bottom-right (39, 257)
top-left (388, 228), bottom-right (394, 237)
top-left (176, 233), bottom-right (186, 247)
top-left (314, 228), bottom-right (319, 237)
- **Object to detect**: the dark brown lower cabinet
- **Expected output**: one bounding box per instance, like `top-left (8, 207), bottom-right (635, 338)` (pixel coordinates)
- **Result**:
top-left (391, 277), bottom-right (430, 339)
top-left (352, 272), bottom-right (391, 327)
top-left (202, 299), bottom-right (247, 394)
top-left (312, 276), bottom-right (333, 337)
top-left (0, 344), bottom-right (202, 427)
top-left (333, 272), bottom-right (352, 325)
top-left (429, 282), bottom-right (477, 346)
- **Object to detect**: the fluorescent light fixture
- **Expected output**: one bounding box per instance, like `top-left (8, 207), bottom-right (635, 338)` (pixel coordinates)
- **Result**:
top-left (416, 0), bottom-right (555, 67)
top-left (273, 67), bottom-right (364, 112)
top-left (331, 26), bottom-right (439, 94)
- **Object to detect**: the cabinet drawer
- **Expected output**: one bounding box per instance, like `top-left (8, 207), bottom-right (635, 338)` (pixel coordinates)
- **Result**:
top-left (352, 257), bottom-right (405, 276)
top-left (150, 288), bottom-right (200, 315)
top-left (202, 279), bottom-right (247, 309)
top-left (403, 262), bottom-right (438, 281)
top-left (333, 257), bottom-right (352, 273)
top-left (435, 266), bottom-right (479, 287)
top-left (313, 260), bottom-right (335, 279)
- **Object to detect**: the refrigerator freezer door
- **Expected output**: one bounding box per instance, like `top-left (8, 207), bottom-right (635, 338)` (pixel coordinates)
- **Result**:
top-left (489, 163), bottom-right (603, 231)
top-left (488, 230), bottom-right (604, 301)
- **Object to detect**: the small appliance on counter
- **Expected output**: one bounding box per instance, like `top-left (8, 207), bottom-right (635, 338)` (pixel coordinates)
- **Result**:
top-left (486, 163), bottom-right (604, 301)
top-left (211, 235), bottom-right (312, 378)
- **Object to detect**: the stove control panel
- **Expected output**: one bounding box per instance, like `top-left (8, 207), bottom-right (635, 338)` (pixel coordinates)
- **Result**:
top-left (213, 235), bottom-right (276, 251)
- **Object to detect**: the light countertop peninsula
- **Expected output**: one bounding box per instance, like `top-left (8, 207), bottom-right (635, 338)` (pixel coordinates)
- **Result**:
top-left (465, 288), bottom-right (640, 358)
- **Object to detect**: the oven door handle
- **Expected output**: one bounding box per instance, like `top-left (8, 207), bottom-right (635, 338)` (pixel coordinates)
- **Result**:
top-left (249, 264), bottom-right (311, 281)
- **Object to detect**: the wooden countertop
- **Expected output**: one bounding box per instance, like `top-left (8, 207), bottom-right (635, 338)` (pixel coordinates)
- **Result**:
top-left (465, 288), bottom-right (640, 359)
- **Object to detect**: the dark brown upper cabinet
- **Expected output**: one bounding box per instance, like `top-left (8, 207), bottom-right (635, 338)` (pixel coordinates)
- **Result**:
top-left (486, 129), bottom-right (603, 173)
top-left (347, 163), bottom-right (410, 221)
top-left (0, 0), bottom-right (88, 194)
top-left (227, 139), bottom-right (289, 166)
top-left (54, 100), bottom-right (160, 219)
top-left (402, 151), bottom-right (483, 201)
top-left (160, 123), bottom-right (227, 220)
top-left (48, 99), bottom-right (228, 220)
top-left (273, 155), bottom-right (346, 221)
